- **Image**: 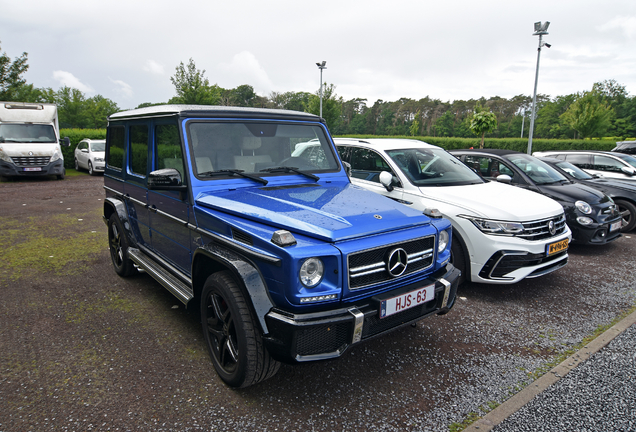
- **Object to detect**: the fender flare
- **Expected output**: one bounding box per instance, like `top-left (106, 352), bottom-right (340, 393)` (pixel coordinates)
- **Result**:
top-left (193, 243), bottom-right (275, 334)
top-left (103, 197), bottom-right (139, 248)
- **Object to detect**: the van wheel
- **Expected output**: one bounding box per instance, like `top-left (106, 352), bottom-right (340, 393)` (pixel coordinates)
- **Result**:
top-left (615, 200), bottom-right (636, 232)
top-left (57, 168), bottom-right (65, 180)
top-left (201, 271), bottom-right (280, 388)
top-left (450, 239), bottom-right (467, 286)
top-left (108, 214), bottom-right (137, 277)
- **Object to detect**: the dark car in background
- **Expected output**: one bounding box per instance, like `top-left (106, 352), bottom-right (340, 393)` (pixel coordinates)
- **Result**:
top-left (538, 156), bottom-right (636, 232)
top-left (450, 149), bottom-right (623, 245)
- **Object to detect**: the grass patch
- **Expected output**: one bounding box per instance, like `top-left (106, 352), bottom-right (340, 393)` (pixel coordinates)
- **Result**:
top-left (0, 213), bottom-right (107, 281)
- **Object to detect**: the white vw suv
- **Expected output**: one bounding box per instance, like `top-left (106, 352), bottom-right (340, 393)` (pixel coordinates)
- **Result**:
top-left (335, 138), bottom-right (572, 285)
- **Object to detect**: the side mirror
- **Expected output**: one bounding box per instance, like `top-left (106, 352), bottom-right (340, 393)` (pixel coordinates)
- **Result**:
top-left (621, 166), bottom-right (635, 176)
top-left (60, 137), bottom-right (71, 147)
top-left (148, 168), bottom-right (187, 191)
top-left (379, 171), bottom-right (394, 192)
top-left (81, 148), bottom-right (89, 153)
top-left (343, 161), bottom-right (351, 177)
top-left (496, 174), bottom-right (512, 184)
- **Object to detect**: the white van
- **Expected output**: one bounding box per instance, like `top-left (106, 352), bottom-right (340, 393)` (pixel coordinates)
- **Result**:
top-left (0, 102), bottom-right (70, 180)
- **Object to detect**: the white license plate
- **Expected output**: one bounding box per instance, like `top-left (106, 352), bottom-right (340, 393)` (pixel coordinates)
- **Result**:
top-left (380, 284), bottom-right (435, 319)
top-left (23, 167), bottom-right (42, 172)
top-left (610, 221), bottom-right (622, 232)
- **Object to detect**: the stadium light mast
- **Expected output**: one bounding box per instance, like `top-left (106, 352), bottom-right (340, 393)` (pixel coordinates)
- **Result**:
top-left (316, 61), bottom-right (327, 118)
top-left (527, 21), bottom-right (551, 155)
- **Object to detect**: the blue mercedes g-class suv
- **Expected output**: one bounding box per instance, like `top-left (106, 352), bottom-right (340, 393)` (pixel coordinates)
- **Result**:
top-left (103, 105), bottom-right (460, 388)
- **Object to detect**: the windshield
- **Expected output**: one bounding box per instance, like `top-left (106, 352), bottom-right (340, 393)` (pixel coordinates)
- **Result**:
top-left (91, 141), bottom-right (105, 152)
top-left (612, 153), bottom-right (636, 169)
top-left (187, 121), bottom-right (339, 178)
top-left (0, 124), bottom-right (57, 143)
top-left (554, 160), bottom-right (593, 180)
top-left (506, 154), bottom-right (568, 185)
top-left (385, 148), bottom-right (484, 186)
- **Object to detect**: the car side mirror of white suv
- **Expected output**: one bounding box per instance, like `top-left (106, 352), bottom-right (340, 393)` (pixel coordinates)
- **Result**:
top-left (496, 174), bottom-right (512, 184)
top-left (379, 171), bottom-right (394, 192)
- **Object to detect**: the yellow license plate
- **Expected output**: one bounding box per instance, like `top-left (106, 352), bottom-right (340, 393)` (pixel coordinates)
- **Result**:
top-left (547, 238), bottom-right (569, 256)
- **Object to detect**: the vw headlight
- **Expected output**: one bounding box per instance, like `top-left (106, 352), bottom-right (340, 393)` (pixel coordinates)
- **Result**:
top-left (438, 229), bottom-right (450, 253)
top-left (462, 216), bottom-right (524, 235)
top-left (300, 258), bottom-right (324, 287)
top-left (575, 201), bottom-right (592, 215)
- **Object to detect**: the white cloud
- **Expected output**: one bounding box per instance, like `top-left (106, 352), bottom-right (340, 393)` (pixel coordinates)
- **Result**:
top-left (598, 16), bottom-right (636, 39)
top-left (110, 78), bottom-right (133, 99)
top-left (218, 51), bottom-right (274, 93)
top-left (143, 60), bottom-right (164, 75)
top-left (52, 71), bottom-right (94, 93)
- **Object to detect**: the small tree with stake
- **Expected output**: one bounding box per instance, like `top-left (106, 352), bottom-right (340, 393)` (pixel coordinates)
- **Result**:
top-left (469, 105), bottom-right (497, 148)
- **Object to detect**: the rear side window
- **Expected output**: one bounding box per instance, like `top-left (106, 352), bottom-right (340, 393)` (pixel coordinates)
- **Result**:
top-left (107, 126), bottom-right (125, 169)
top-left (130, 125), bottom-right (149, 176)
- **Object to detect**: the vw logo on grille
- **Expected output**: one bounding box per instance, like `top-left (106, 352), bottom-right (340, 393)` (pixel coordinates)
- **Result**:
top-left (386, 248), bottom-right (408, 277)
top-left (548, 220), bottom-right (556, 236)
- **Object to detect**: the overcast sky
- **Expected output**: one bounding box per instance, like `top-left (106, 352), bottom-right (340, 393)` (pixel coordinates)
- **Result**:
top-left (1, 0), bottom-right (635, 110)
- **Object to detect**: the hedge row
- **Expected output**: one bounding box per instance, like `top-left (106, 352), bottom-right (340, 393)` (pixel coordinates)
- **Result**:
top-left (335, 135), bottom-right (619, 152)
top-left (60, 128), bottom-right (106, 169)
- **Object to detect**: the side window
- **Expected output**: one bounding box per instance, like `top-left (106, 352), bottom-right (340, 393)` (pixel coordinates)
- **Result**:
top-left (129, 125), bottom-right (149, 176)
top-left (593, 155), bottom-right (624, 173)
top-left (156, 124), bottom-right (186, 182)
top-left (349, 148), bottom-right (396, 184)
top-left (336, 145), bottom-right (349, 162)
top-left (106, 126), bottom-right (125, 170)
top-left (565, 154), bottom-right (591, 169)
top-left (464, 156), bottom-right (489, 177)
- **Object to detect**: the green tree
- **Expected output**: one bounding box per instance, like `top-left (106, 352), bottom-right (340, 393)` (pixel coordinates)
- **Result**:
top-left (84, 95), bottom-right (119, 128)
top-left (560, 91), bottom-right (614, 138)
top-left (469, 105), bottom-right (497, 148)
top-left (0, 41), bottom-right (29, 101)
top-left (306, 83), bottom-right (342, 131)
top-left (169, 58), bottom-right (220, 105)
top-left (409, 110), bottom-right (421, 136)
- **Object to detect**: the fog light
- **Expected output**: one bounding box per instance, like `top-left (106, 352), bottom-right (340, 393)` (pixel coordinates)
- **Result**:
top-left (300, 294), bottom-right (337, 303)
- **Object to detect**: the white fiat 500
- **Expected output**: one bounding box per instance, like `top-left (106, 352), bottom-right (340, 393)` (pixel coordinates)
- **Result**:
top-left (334, 138), bottom-right (572, 285)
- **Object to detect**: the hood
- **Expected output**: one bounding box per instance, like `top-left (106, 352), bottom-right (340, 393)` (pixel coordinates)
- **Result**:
top-left (587, 177), bottom-right (636, 194)
top-left (195, 183), bottom-right (432, 242)
top-left (0, 143), bottom-right (61, 157)
top-left (417, 181), bottom-right (564, 221)
top-left (536, 182), bottom-right (606, 205)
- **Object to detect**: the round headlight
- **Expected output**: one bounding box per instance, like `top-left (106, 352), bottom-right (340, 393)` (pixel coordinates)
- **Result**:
top-left (438, 230), bottom-right (449, 253)
top-left (300, 258), bottom-right (324, 287)
top-left (575, 200), bottom-right (592, 215)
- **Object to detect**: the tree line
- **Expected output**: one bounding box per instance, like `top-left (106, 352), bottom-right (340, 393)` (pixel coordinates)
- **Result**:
top-left (2, 42), bottom-right (634, 140)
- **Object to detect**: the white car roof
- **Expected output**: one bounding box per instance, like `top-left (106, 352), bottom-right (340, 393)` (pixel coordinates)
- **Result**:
top-left (333, 138), bottom-right (440, 151)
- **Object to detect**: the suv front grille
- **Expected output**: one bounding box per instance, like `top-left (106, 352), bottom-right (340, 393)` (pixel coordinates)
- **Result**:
top-left (517, 214), bottom-right (567, 241)
top-left (11, 156), bottom-right (51, 167)
top-left (347, 236), bottom-right (434, 290)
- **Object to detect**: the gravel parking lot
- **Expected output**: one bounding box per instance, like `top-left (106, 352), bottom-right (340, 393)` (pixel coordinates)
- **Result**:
top-left (1, 173), bottom-right (635, 432)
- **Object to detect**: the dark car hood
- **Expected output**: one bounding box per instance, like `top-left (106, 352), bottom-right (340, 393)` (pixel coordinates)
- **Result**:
top-left (585, 178), bottom-right (636, 194)
top-left (536, 182), bottom-right (608, 205)
top-left (195, 183), bottom-right (432, 242)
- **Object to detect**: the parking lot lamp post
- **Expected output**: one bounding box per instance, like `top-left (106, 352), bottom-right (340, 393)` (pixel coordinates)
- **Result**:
top-left (316, 61), bottom-right (327, 118)
top-left (527, 21), bottom-right (550, 155)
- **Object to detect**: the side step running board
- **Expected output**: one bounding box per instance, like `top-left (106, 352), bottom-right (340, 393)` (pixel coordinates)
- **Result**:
top-left (127, 248), bottom-right (194, 304)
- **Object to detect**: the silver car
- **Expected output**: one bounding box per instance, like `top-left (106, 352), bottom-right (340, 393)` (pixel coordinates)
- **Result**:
top-left (74, 139), bottom-right (105, 175)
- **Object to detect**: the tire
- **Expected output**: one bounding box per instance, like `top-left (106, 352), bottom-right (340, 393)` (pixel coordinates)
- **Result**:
top-left (615, 199), bottom-right (636, 232)
top-left (201, 271), bottom-right (280, 388)
top-left (88, 161), bottom-right (95, 176)
top-left (107, 214), bottom-right (137, 277)
top-left (74, 158), bottom-right (79, 171)
top-left (450, 238), bottom-right (467, 286)
top-left (57, 168), bottom-right (66, 180)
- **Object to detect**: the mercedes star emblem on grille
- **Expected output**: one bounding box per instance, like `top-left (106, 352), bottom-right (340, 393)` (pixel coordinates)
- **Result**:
top-left (548, 220), bottom-right (556, 236)
top-left (387, 248), bottom-right (408, 277)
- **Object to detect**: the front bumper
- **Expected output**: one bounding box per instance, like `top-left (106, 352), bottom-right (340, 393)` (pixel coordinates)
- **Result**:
top-left (263, 264), bottom-right (460, 364)
top-left (0, 159), bottom-right (65, 177)
top-left (569, 218), bottom-right (622, 244)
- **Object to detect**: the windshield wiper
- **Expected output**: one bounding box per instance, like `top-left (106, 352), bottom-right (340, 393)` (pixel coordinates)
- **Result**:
top-left (199, 169), bottom-right (268, 185)
top-left (260, 166), bottom-right (319, 182)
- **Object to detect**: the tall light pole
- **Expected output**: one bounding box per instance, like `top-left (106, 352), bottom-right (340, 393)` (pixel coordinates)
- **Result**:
top-left (527, 21), bottom-right (551, 154)
top-left (316, 61), bottom-right (327, 118)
